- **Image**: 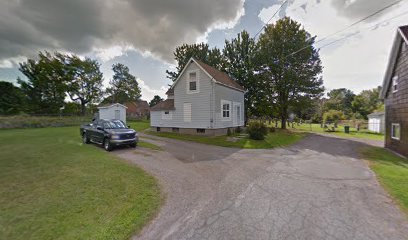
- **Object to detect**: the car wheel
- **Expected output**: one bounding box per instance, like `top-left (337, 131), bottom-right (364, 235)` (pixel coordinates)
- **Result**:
top-left (83, 133), bottom-right (90, 144)
top-left (104, 139), bottom-right (112, 151)
top-left (130, 142), bottom-right (137, 148)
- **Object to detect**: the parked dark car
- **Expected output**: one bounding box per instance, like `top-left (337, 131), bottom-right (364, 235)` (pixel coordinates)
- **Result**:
top-left (80, 119), bottom-right (138, 151)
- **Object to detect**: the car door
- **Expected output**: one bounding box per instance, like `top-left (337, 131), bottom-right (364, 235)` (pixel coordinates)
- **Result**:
top-left (92, 120), bottom-right (105, 144)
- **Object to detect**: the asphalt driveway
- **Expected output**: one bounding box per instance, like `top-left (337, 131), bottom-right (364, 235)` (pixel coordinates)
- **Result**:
top-left (114, 134), bottom-right (408, 240)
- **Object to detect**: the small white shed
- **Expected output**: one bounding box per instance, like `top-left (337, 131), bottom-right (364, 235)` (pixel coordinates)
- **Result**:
top-left (98, 103), bottom-right (127, 123)
top-left (367, 112), bottom-right (385, 133)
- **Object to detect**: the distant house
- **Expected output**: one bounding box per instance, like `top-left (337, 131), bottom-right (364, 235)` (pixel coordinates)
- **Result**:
top-left (150, 58), bottom-right (245, 135)
top-left (380, 25), bottom-right (408, 157)
top-left (98, 103), bottom-right (127, 123)
top-left (125, 100), bottom-right (150, 119)
top-left (367, 112), bottom-right (385, 134)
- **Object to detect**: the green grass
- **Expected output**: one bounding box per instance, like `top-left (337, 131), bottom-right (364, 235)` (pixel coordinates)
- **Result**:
top-left (0, 127), bottom-right (162, 240)
top-left (128, 120), bottom-right (150, 132)
top-left (282, 123), bottom-right (384, 141)
top-left (147, 129), bottom-right (305, 149)
top-left (361, 147), bottom-right (408, 214)
top-left (138, 141), bottom-right (162, 151)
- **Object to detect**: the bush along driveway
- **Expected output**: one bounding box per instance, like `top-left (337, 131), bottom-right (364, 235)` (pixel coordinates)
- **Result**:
top-left (117, 133), bottom-right (408, 240)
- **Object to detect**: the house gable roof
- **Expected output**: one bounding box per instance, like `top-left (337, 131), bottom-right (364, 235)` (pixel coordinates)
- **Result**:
top-left (150, 99), bottom-right (175, 111)
top-left (380, 25), bottom-right (408, 99)
top-left (171, 57), bottom-right (245, 93)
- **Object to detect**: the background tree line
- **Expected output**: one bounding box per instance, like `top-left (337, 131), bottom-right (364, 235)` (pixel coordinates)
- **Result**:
top-left (0, 52), bottom-right (141, 116)
top-left (165, 17), bottom-right (383, 127)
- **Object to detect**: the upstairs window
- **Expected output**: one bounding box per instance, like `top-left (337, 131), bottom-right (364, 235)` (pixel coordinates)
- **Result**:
top-left (187, 71), bottom-right (198, 93)
top-left (392, 76), bottom-right (398, 93)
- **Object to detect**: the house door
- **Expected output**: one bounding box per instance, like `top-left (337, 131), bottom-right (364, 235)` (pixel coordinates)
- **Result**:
top-left (114, 110), bottom-right (120, 120)
top-left (233, 103), bottom-right (241, 126)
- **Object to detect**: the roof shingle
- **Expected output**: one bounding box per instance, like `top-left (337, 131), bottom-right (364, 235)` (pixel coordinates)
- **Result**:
top-left (194, 59), bottom-right (245, 91)
top-left (150, 99), bottom-right (175, 111)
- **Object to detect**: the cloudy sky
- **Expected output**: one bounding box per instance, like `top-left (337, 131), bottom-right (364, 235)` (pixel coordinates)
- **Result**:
top-left (1, 0), bottom-right (407, 101)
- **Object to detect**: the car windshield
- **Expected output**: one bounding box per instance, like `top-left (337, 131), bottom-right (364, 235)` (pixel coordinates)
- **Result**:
top-left (103, 120), bottom-right (127, 129)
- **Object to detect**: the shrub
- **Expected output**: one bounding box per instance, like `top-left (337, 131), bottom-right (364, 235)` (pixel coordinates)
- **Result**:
top-left (247, 122), bottom-right (268, 140)
top-left (323, 110), bottom-right (345, 124)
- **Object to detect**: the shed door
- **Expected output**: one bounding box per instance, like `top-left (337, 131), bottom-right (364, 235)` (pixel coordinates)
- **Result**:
top-left (114, 110), bottom-right (120, 120)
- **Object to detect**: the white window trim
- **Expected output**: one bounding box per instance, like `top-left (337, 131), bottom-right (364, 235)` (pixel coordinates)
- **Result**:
top-left (161, 110), bottom-right (172, 120)
top-left (392, 76), bottom-right (399, 93)
top-left (187, 70), bottom-right (199, 94)
top-left (391, 123), bottom-right (400, 140)
top-left (221, 100), bottom-right (231, 121)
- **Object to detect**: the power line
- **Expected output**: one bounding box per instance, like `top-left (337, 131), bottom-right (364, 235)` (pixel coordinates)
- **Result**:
top-left (254, 0), bottom-right (289, 39)
top-left (318, 9), bottom-right (408, 51)
top-left (285, 0), bottom-right (405, 58)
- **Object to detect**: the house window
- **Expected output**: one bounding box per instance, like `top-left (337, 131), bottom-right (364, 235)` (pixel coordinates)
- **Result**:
top-left (221, 100), bottom-right (231, 120)
top-left (164, 111), bottom-right (169, 115)
top-left (197, 129), bottom-right (206, 134)
top-left (162, 110), bottom-right (172, 120)
top-left (189, 81), bottom-right (197, 91)
top-left (392, 76), bottom-right (398, 93)
top-left (187, 71), bottom-right (199, 93)
top-left (391, 123), bottom-right (400, 140)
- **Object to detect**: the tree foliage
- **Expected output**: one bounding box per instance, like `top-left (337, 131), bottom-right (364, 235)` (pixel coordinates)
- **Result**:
top-left (149, 95), bottom-right (164, 107)
top-left (18, 52), bottom-right (67, 114)
top-left (223, 30), bottom-right (257, 121)
top-left (105, 63), bottom-right (141, 103)
top-left (0, 81), bottom-right (26, 114)
top-left (255, 17), bottom-right (324, 129)
top-left (351, 87), bottom-right (383, 119)
top-left (166, 43), bottom-right (225, 81)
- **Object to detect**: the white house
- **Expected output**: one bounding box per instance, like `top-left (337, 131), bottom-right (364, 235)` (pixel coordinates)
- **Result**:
top-left (150, 58), bottom-right (245, 135)
top-left (98, 103), bottom-right (127, 123)
top-left (367, 112), bottom-right (385, 134)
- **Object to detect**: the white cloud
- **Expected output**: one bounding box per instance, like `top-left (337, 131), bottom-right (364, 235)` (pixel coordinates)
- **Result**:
top-left (0, 56), bottom-right (27, 68)
top-left (137, 78), bottom-right (167, 101)
top-left (258, 0), bottom-right (408, 93)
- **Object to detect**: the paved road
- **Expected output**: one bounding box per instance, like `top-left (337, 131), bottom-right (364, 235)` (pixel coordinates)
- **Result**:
top-left (114, 134), bottom-right (408, 240)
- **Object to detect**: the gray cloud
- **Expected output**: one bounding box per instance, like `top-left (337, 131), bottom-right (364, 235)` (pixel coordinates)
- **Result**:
top-left (331, 0), bottom-right (401, 20)
top-left (0, 0), bottom-right (243, 64)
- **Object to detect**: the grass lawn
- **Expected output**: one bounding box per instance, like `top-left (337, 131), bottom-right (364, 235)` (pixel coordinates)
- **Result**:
top-left (128, 120), bottom-right (150, 132)
top-left (138, 141), bottom-right (162, 151)
top-left (361, 147), bottom-right (408, 214)
top-left (147, 129), bottom-right (305, 149)
top-left (0, 127), bottom-right (162, 240)
top-left (283, 123), bottom-right (384, 141)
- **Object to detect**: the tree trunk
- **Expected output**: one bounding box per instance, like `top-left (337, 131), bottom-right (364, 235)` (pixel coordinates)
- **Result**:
top-left (281, 116), bottom-right (287, 129)
top-left (81, 102), bottom-right (86, 116)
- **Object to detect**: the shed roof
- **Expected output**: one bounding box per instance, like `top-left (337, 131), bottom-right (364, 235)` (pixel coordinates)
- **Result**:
top-left (150, 99), bottom-right (175, 111)
top-left (97, 103), bottom-right (127, 109)
top-left (367, 112), bottom-right (385, 118)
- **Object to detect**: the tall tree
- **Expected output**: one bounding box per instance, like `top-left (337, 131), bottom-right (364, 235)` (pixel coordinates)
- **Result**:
top-left (166, 43), bottom-right (225, 81)
top-left (56, 53), bottom-right (104, 115)
top-left (324, 88), bottom-right (355, 116)
top-left (0, 81), bottom-right (25, 114)
top-left (106, 63), bottom-right (141, 103)
top-left (223, 30), bottom-right (257, 122)
top-left (149, 95), bottom-right (164, 107)
top-left (351, 86), bottom-right (383, 119)
top-left (18, 52), bottom-right (66, 114)
top-left (255, 17), bottom-right (324, 129)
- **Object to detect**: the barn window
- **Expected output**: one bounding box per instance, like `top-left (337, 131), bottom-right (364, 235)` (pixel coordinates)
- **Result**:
top-left (391, 123), bottom-right (400, 140)
top-left (392, 76), bottom-right (399, 93)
